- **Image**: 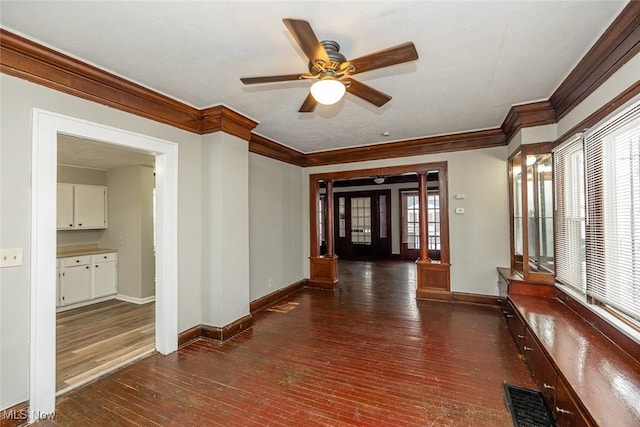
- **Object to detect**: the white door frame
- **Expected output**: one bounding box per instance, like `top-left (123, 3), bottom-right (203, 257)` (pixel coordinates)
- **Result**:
top-left (30, 109), bottom-right (179, 420)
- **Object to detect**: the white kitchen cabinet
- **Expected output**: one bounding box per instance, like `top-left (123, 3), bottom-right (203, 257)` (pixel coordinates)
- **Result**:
top-left (57, 184), bottom-right (74, 229)
top-left (60, 256), bottom-right (92, 305)
top-left (92, 253), bottom-right (118, 298)
top-left (57, 183), bottom-right (107, 230)
top-left (58, 252), bottom-right (118, 309)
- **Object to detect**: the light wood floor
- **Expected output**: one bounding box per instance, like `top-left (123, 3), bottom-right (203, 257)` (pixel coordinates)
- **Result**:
top-left (56, 299), bottom-right (155, 391)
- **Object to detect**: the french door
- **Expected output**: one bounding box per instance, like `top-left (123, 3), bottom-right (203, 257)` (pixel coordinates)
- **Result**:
top-left (334, 190), bottom-right (391, 259)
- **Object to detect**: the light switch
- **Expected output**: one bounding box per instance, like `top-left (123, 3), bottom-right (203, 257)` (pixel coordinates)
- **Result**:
top-left (455, 208), bottom-right (465, 214)
top-left (0, 248), bottom-right (23, 268)
top-left (455, 194), bottom-right (466, 200)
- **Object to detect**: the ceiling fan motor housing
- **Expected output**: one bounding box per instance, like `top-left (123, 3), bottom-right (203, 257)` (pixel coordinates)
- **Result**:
top-left (309, 40), bottom-right (349, 75)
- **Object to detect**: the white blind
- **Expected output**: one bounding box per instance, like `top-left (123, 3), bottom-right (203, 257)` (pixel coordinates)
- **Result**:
top-left (584, 101), bottom-right (640, 322)
top-left (553, 135), bottom-right (586, 293)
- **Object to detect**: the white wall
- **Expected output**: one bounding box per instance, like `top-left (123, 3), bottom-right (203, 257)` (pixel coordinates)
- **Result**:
top-left (304, 147), bottom-right (512, 296)
top-left (100, 165), bottom-right (155, 300)
top-left (200, 132), bottom-right (250, 327)
top-left (0, 74), bottom-right (202, 410)
top-left (249, 153), bottom-right (304, 301)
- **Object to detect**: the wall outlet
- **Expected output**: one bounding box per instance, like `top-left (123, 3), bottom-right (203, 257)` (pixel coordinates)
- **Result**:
top-left (0, 248), bottom-right (23, 268)
top-left (268, 279), bottom-right (273, 288)
top-left (455, 207), bottom-right (465, 214)
top-left (118, 236), bottom-right (124, 245)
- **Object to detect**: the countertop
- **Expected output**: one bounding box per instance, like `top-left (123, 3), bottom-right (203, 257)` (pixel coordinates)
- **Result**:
top-left (57, 245), bottom-right (117, 258)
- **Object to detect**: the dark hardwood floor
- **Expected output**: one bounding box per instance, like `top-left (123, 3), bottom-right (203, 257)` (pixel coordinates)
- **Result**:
top-left (37, 260), bottom-right (534, 426)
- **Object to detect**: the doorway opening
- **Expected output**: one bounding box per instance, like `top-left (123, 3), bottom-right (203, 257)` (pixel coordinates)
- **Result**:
top-left (55, 136), bottom-right (157, 392)
top-left (30, 109), bottom-right (178, 420)
top-left (309, 162), bottom-right (450, 296)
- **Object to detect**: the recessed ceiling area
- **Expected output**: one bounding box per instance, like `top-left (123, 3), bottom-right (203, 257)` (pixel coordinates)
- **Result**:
top-left (0, 1), bottom-right (627, 153)
top-left (58, 134), bottom-right (155, 170)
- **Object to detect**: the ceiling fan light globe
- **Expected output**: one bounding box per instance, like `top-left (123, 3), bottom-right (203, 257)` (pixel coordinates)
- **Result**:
top-left (310, 79), bottom-right (346, 105)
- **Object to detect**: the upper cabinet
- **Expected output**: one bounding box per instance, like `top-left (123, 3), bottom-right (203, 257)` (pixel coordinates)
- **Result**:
top-left (57, 183), bottom-right (107, 230)
top-left (508, 143), bottom-right (555, 284)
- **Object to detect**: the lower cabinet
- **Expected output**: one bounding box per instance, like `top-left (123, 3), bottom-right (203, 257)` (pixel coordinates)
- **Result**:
top-left (505, 299), bottom-right (592, 427)
top-left (58, 252), bottom-right (118, 308)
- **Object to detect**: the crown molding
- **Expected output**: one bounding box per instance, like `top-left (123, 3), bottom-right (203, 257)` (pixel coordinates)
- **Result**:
top-left (200, 106), bottom-right (258, 140)
top-left (249, 134), bottom-right (306, 167)
top-left (0, 28), bottom-right (202, 133)
top-left (501, 101), bottom-right (556, 144)
top-left (550, 1), bottom-right (640, 121)
top-left (304, 129), bottom-right (506, 167)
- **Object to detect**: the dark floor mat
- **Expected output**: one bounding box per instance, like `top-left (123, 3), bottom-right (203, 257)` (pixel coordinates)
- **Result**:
top-left (503, 383), bottom-right (555, 427)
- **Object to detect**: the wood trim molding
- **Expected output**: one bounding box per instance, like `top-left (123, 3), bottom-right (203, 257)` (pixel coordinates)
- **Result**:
top-left (501, 101), bottom-right (556, 144)
top-left (550, 1), bottom-right (640, 120)
top-left (0, 401), bottom-right (29, 427)
top-left (249, 134), bottom-right (306, 167)
top-left (0, 29), bottom-right (202, 133)
top-left (177, 314), bottom-right (253, 345)
top-left (249, 279), bottom-right (307, 313)
top-left (200, 105), bottom-right (258, 140)
top-left (555, 79), bottom-right (640, 147)
top-left (304, 129), bottom-right (506, 167)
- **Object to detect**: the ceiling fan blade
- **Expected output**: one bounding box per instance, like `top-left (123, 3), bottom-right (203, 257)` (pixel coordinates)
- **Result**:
top-left (299, 92), bottom-right (318, 113)
top-left (283, 18), bottom-right (329, 63)
top-left (344, 78), bottom-right (392, 107)
top-left (347, 42), bottom-right (418, 75)
top-left (240, 74), bottom-right (305, 85)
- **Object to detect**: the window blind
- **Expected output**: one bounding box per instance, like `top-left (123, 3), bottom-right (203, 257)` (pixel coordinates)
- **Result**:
top-left (553, 135), bottom-right (586, 293)
top-left (584, 101), bottom-right (640, 322)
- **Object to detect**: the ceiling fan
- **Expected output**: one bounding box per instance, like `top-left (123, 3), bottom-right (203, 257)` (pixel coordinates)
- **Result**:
top-left (240, 18), bottom-right (419, 112)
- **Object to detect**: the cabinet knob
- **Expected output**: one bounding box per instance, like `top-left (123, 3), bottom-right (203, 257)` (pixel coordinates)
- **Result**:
top-left (104, 256), bottom-right (108, 259)
top-left (556, 407), bottom-right (572, 415)
top-left (85, 266), bottom-right (89, 269)
top-left (69, 224), bottom-right (73, 227)
top-left (517, 334), bottom-right (525, 339)
top-left (78, 223), bottom-right (83, 226)
top-left (523, 346), bottom-right (533, 351)
top-left (506, 314), bottom-right (514, 318)
top-left (95, 265), bottom-right (99, 268)
top-left (543, 383), bottom-right (554, 390)
top-left (76, 260), bottom-right (80, 263)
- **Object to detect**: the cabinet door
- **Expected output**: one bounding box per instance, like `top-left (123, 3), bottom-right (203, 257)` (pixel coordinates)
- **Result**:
top-left (93, 259), bottom-right (117, 298)
top-left (555, 377), bottom-right (590, 427)
top-left (75, 185), bottom-right (106, 229)
top-left (56, 183), bottom-right (74, 229)
top-left (61, 264), bottom-right (92, 305)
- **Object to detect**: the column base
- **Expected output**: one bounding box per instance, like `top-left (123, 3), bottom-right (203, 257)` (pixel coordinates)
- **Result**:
top-left (416, 259), bottom-right (450, 298)
top-left (309, 256), bottom-right (339, 289)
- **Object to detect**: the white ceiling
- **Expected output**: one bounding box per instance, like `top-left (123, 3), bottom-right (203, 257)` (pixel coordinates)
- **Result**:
top-left (0, 1), bottom-right (627, 153)
top-left (58, 134), bottom-right (155, 170)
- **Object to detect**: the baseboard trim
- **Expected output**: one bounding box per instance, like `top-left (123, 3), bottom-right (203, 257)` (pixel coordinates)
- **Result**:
top-left (178, 314), bottom-right (253, 347)
top-left (417, 289), bottom-right (501, 306)
top-left (250, 279), bottom-right (307, 313)
top-left (0, 400), bottom-right (29, 427)
top-left (56, 294), bottom-right (115, 312)
top-left (115, 294), bottom-right (156, 305)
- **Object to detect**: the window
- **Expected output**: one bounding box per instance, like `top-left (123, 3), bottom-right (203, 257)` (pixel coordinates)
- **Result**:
top-left (350, 197), bottom-right (372, 245)
top-left (379, 194), bottom-right (387, 239)
top-left (555, 100), bottom-right (640, 324)
top-left (427, 192), bottom-right (441, 250)
top-left (403, 192), bottom-right (420, 249)
top-left (338, 197), bottom-right (346, 238)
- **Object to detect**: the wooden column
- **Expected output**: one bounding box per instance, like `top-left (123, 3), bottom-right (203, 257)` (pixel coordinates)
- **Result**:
top-left (325, 180), bottom-right (335, 257)
top-left (416, 171), bottom-right (451, 299)
top-left (309, 178), bottom-right (339, 289)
